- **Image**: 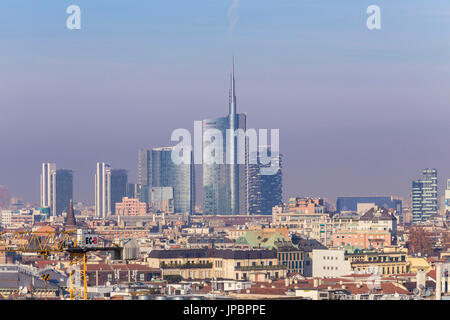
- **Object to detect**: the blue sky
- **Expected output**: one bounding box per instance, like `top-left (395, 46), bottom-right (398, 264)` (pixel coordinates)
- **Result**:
top-left (1, 0), bottom-right (450, 205)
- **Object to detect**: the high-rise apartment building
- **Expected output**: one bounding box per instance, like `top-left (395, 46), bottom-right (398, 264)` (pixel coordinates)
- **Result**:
top-left (137, 147), bottom-right (194, 213)
top-left (55, 169), bottom-right (73, 216)
top-left (40, 163), bottom-right (56, 216)
top-left (412, 168), bottom-right (438, 223)
top-left (95, 162), bottom-right (111, 219)
top-left (247, 147), bottom-right (282, 215)
top-left (202, 59), bottom-right (247, 215)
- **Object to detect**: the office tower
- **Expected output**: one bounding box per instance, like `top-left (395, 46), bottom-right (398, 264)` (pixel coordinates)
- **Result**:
top-left (247, 147), bottom-right (282, 215)
top-left (336, 196), bottom-right (402, 214)
top-left (111, 169), bottom-right (128, 215)
top-left (0, 186), bottom-right (9, 208)
top-left (127, 183), bottom-right (141, 199)
top-left (445, 179), bottom-right (450, 213)
top-left (55, 169), bottom-right (73, 216)
top-left (95, 162), bottom-right (111, 219)
top-left (137, 147), bottom-right (195, 213)
top-left (138, 149), bottom-right (150, 187)
top-left (150, 187), bottom-right (174, 213)
top-left (412, 168), bottom-right (438, 223)
top-left (40, 163), bottom-right (57, 216)
top-left (202, 59), bottom-right (247, 215)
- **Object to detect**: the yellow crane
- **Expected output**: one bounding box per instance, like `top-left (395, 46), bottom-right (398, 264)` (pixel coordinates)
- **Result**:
top-left (0, 229), bottom-right (122, 300)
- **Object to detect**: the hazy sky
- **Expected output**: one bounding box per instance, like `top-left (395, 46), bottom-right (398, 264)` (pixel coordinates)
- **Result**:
top-left (1, 0), bottom-right (450, 206)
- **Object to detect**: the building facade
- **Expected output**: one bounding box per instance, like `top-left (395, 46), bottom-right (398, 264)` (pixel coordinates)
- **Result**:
top-left (312, 249), bottom-right (352, 278)
top-left (336, 196), bottom-right (402, 214)
top-left (55, 169), bottom-right (73, 216)
top-left (412, 168), bottom-right (438, 223)
top-left (40, 163), bottom-right (56, 216)
top-left (202, 60), bottom-right (247, 215)
top-left (110, 169), bottom-right (128, 215)
top-left (115, 197), bottom-right (148, 216)
top-left (149, 248), bottom-right (287, 282)
top-left (272, 198), bottom-right (332, 246)
top-left (138, 147), bottom-right (194, 214)
top-left (247, 147), bottom-right (282, 215)
top-left (332, 206), bottom-right (397, 250)
top-left (95, 162), bottom-right (111, 219)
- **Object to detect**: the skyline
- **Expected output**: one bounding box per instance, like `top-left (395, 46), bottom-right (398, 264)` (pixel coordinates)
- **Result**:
top-left (1, 0), bottom-right (450, 205)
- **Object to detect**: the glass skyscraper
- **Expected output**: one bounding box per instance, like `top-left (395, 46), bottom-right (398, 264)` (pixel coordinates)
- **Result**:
top-left (110, 169), bottom-right (128, 215)
top-left (412, 168), bottom-right (438, 223)
top-left (336, 196), bottom-right (402, 214)
top-left (202, 59), bottom-right (247, 215)
top-left (55, 169), bottom-right (73, 216)
top-left (247, 147), bottom-right (282, 215)
top-left (137, 147), bottom-right (194, 213)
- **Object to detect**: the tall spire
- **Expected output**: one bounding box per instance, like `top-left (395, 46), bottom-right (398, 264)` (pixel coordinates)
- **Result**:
top-left (229, 56), bottom-right (236, 115)
top-left (65, 199), bottom-right (77, 231)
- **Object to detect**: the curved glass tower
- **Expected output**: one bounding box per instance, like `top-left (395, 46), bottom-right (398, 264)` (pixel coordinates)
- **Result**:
top-left (202, 59), bottom-right (247, 215)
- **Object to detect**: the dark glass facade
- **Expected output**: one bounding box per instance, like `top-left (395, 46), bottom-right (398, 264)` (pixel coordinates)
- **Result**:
top-left (137, 148), bottom-right (195, 213)
top-left (336, 196), bottom-right (402, 214)
top-left (55, 169), bottom-right (73, 216)
top-left (247, 148), bottom-right (282, 215)
top-left (111, 169), bottom-right (128, 215)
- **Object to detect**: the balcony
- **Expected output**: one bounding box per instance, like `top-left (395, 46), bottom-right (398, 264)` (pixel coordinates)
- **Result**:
top-left (160, 262), bottom-right (213, 269)
top-left (235, 264), bottom-right (287, 271)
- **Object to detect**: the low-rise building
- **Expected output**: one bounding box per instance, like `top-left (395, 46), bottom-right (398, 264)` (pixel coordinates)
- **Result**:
top-left (148, 248), bottom-right (287, 282)
top-left (312, 249), bottom-right (352, 278)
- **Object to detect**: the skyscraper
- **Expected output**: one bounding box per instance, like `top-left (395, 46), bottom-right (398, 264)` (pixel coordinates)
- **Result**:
top-left (95, 162), bottom-right (111, 219)
top-left (138, 149), bottom-right (150, 187)
top-left (202, 59), bottom-right (247, 215)
top-left (111, 169), bottom-right (128, 215)
top-left (40, 163), bottom-right (56, 216)
top-left (247, 147), bottom-right (282, 215)
top-left (0, 186), bottom-right (10, 209)
top-left (127, 183), bottom-right (141, 199)
top-left (412, 168), bottom-right (438, 223)
top-left (55, 169), bottom-right (73, 216)
top-left (137, 148), bottom-right (194, 213)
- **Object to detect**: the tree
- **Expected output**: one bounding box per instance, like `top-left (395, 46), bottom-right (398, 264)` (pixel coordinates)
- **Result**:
top-left (441, 230), bottom-right (450, 250)
top-left (407, 226), bottom-right (434, 256)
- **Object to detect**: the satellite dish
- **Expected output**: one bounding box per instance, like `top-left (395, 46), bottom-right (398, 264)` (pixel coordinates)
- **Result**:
top-left (419, 284), bottom-right (425, 290)
top-left (413, 288), bottom-right (420, 295)
top-left (425, 290), bottom-right (431, 296)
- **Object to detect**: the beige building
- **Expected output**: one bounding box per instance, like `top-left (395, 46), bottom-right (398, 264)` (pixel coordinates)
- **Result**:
top-left (148, 248), bottom-right (287, 282)
top-left (115, 197), bottom-right (148, 216)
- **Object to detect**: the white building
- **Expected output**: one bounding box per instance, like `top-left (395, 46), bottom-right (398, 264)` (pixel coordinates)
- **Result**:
top-left (40, 163), bottom-right (56, 216)
top-left (95, 162), bottom-right (111, 219)
top-left (445, 179), bottom-right (450, 213)
top-left (312, 249), bottom-right (351, 278)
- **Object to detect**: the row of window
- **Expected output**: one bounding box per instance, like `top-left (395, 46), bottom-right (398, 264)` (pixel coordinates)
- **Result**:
top-left (278, 252), bottom-right (304, 261)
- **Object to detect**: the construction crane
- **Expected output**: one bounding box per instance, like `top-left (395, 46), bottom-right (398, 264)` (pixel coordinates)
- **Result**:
top-left (0, 229), bottom-right (122, 300)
